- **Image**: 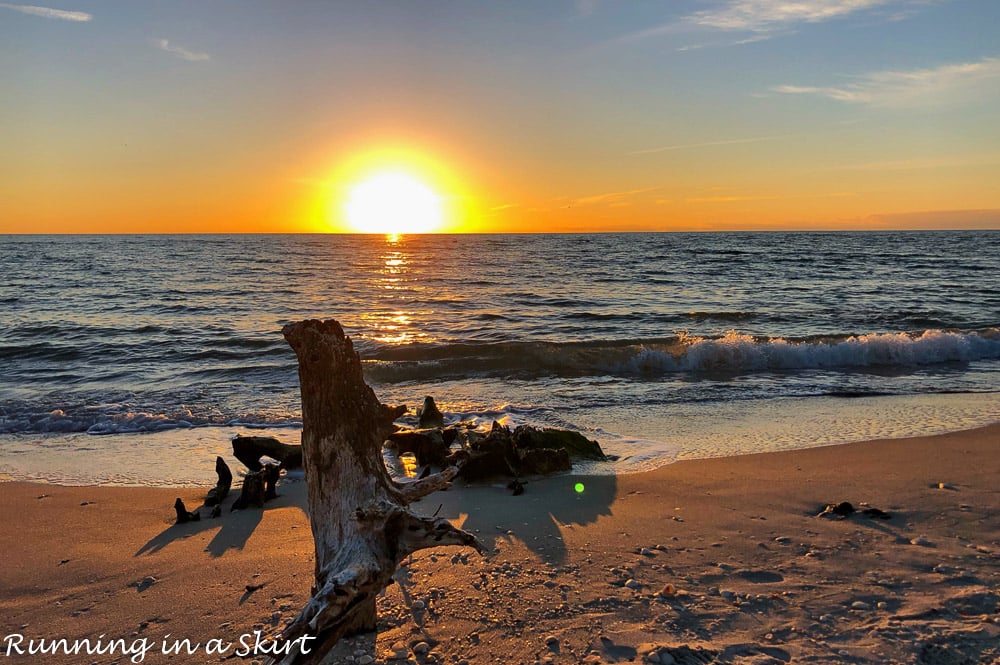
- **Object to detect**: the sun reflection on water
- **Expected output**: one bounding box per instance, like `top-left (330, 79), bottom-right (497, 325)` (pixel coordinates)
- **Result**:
top-left (360, 234), bottom-right (434, 346)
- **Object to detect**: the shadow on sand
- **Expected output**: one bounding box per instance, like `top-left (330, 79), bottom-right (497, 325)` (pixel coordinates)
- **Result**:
top-left (410, 473), bottom-right (618, 566)
top-left (134, 481), bottom-right (307, 558)
top-left (133, 469), bottom-right (615, 566)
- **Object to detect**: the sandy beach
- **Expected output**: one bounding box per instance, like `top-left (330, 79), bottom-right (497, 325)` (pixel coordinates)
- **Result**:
top-left (1, 424), bottom-right (997, 665)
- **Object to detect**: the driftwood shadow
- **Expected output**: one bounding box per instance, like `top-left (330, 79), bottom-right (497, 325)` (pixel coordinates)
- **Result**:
top-left (412, 473), bottom-right (618, 565)
top-left (135, 482), bottom-right (305, 558)
top-left (808, 505), bottom-right (909, 542)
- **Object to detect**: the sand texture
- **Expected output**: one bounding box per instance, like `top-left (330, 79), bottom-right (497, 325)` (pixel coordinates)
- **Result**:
top-left (1, 424), bottom-right (998, 664)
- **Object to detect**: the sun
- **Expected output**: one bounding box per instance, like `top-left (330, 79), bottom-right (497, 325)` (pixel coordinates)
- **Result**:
top-left (344, 171), bottom-right (444, 234)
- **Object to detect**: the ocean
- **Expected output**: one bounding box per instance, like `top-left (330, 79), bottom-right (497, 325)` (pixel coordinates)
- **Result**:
top-left (1, 232), bottom-right (998, 486)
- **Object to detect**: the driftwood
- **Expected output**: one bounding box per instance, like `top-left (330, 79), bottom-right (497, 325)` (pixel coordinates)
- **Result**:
top-left (264, 319), bottom-right (483, 664)
top-left (511, 425), bottom-right (606, 461)
top-left (455, 422), bottom-right (606, 481)
top-left (386, 419), bottom-right (606, 482)
top-left (171, 457), bottom-right (230, 524)
top-left (386, 428), bottom-right (457, 467)
top-left (417, 395), bottom-right (445, 429)
top-left (817, 501), bottom-right (892, 520)
top-left (173, 498), bottom-right (200, 524)
top-left (233, 434), bottom-right (303, 471)
top-left (231, 464), bottom-right (281, 511)
top-left (205, 456), bottom-right (233, 506)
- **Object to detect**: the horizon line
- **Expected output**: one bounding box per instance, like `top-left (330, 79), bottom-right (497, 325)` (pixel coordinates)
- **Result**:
top-left (3, 228), bottom-right (999, 236)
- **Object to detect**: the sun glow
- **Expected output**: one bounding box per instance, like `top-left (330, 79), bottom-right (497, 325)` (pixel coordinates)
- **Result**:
top-left (344, 171), bottom-right (444, 234)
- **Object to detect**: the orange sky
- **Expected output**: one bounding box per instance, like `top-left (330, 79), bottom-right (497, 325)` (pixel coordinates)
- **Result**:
top-left (2, 2), bottom-right (998, 234)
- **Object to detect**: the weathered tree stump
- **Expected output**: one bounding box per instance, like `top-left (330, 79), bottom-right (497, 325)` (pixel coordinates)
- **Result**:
top-left (267, 319), bottom-right (483, 664)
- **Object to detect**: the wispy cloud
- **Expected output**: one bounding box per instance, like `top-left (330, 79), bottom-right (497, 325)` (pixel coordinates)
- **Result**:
top-left (629, 135), bottom-right (787, 156)
top-left (686, 191), bottom-right (856, 204)
top-left (0, 2), bottom-right (91, 21)
top-left (772, 57), bottom-right (1000, 107)
top-left (674, 33), bottom-right (773, 51)
top-left (772, 84), bottom-right (864, 102)
top-left (687, 195), bottom-right (779, 203)
top-left (572, 187), bottom-right (658, 206)
top-left (620, 0), bottom-right (903, 45)
top-left (689, 0), bottom-right (893, 33)
top-left (156, 38), bottom-right (210, 62)
top-left (840, 153), bottom-right (1000, 171)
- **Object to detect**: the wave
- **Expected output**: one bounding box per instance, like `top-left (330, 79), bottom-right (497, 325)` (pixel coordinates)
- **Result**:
top-left (685, 311), bottom-right (760, 322)
top-left (184, 346), bottom-right (290, 362)
top-left (0, 401), bottom-right (557, 437)
top-left (363, 328), bottom-right (1000, 382)
top-left (0, 407), bottom-right (301, 435)
top-left (0, 343), bottom-right (84, 361)
top-left (1, 334), bottom-right (289, 364)
top-left (3, 327), bottom-right (997, 434)
top-left (631, 328), bottom-right (1000, 373)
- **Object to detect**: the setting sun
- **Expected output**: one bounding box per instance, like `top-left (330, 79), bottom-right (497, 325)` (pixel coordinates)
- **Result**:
top-left (344, 171), bottom-right (443, 234)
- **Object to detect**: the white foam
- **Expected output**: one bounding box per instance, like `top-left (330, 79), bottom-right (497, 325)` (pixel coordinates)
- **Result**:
top-left (622, 328), bottom-right (1000, 374)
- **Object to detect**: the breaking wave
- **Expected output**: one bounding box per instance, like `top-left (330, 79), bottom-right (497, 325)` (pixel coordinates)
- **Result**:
top-left (3, 328), bottom-right (997, 435)
top-left (364, 328), bottom-right (1000, 382)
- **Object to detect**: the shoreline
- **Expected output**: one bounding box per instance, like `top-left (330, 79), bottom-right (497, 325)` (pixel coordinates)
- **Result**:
top-left (2, 391), bottom-right (998, 488)
top-left (1, 424), bottom-right (998, 664)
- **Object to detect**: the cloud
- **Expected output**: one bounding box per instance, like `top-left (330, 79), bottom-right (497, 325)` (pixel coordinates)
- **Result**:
top-left (572, 187), bottom-right (658, 206)
top-left (0, 2), bottom-right (91, 21)
top-left (772, 57), bottom-right (1000, 106)
top-left (686, 195), bottom-right (778, 203)
top-left (688, 0), bottom-right (893, 33)
top-left (629, 134), bottom-right (787, 156)
top-left (673, 32), bottom-right (778, 51)
top-left (772, 84), bottom-right (865, 102)
top-left (156, 38), bottom-right (210, 62)
top-left (685, 191), bottom-right (856, 205)
top-left (840, 154), bottom-right (1000, 171)
top-left (619, 0), bottom-right (904, 45)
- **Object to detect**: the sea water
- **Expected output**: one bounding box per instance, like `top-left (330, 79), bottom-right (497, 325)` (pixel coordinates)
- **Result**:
top-left (1, 232), bottom-right (998, 485)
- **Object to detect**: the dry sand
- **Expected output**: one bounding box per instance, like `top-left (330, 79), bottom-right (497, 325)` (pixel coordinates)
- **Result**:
top-left (1, 424), bottom-right (998, 665)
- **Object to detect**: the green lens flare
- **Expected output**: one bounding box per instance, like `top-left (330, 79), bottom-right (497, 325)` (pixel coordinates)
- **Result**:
top-left (574, 482), bottom-right (585, 494)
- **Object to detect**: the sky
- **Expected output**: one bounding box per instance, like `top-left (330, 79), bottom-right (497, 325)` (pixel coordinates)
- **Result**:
top-left (1, 0), bottom-right (998, 233)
